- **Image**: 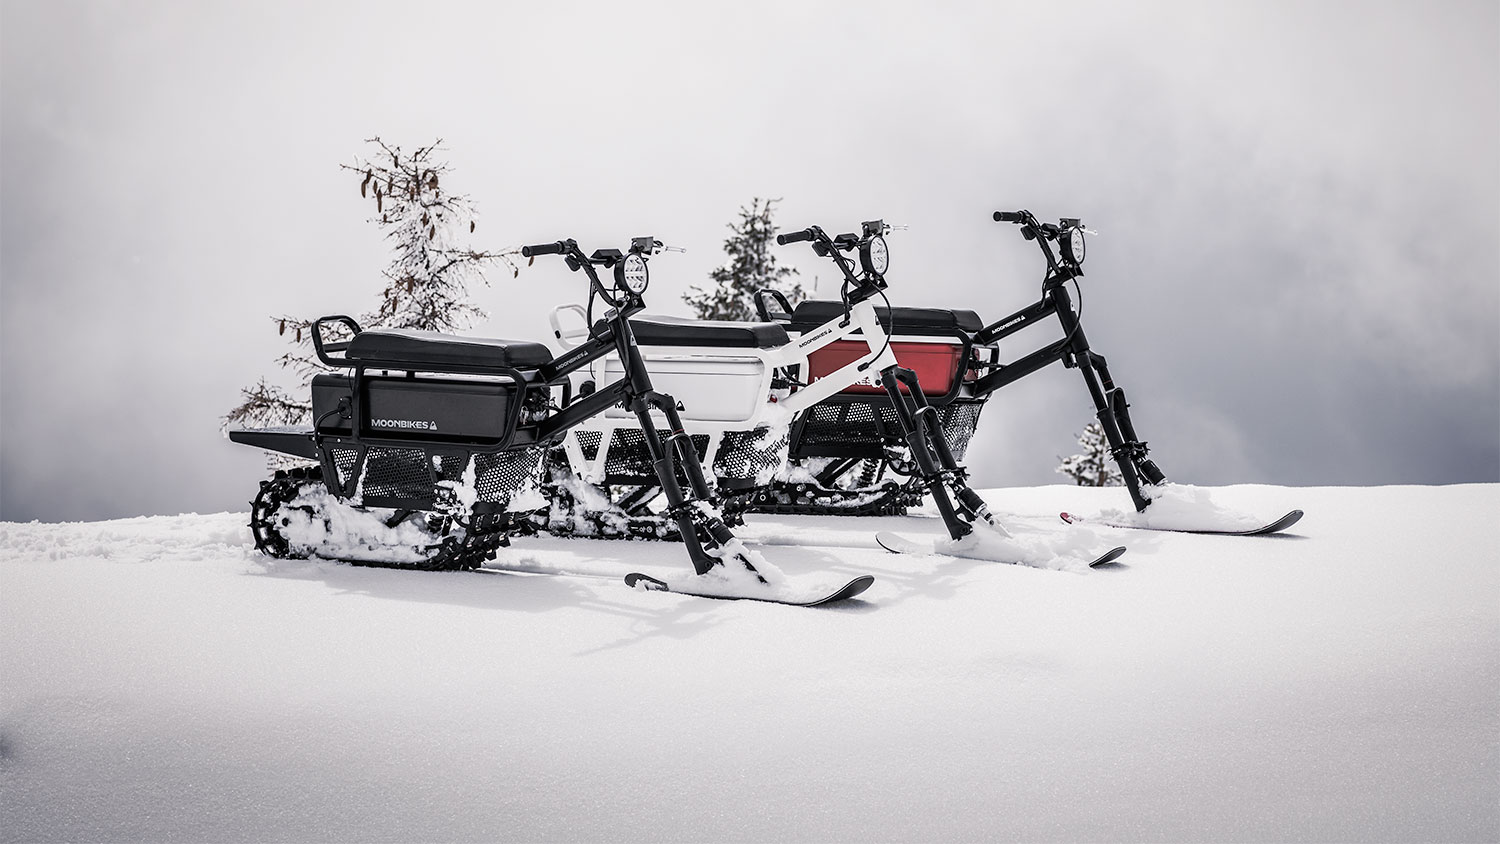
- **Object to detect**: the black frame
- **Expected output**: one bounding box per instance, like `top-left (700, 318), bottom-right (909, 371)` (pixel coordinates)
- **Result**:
top-left (977, 211), bottom-right (1167, 511)
top-left (228, 238), bottom-right (742, 576)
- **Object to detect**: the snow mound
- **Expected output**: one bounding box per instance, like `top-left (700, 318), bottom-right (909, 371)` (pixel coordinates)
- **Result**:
top-left (936, 521), bottom-right (1111, 571)
top-left (1099, 482), bottom-right (1269, 531)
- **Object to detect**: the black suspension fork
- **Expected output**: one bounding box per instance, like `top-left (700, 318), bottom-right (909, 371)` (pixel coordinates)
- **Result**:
top-left (617, 325), bottom-right (734, 576)
top-left (881, 367), bottom-right (977, 541)
top-left (1051, 283), bottom-right (1165, 511)
top-left (1088, 352), bottom-right (1167, 490)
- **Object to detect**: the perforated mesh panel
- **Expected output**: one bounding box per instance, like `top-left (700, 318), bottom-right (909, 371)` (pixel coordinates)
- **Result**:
top-left (714, 427), bottom-right (790, 481)
top-left (331, 447), bottom-right (359, 488)
top-left (474, 448), bottom-right (545, 505)
top-left (603, 429), bottom-right (709, 483)
top-left (575, 430), bottom-right (602, 462)
top-left (439, 454), bottom-right (469, 482)
top-left (797, 400), bottom-right (895, 451)
top-left (793, 397), bottom-right (986, 462)
top-left (939, 401), bottom-right (985, 461)
top-left (361, 447), bottom-right (432, 500)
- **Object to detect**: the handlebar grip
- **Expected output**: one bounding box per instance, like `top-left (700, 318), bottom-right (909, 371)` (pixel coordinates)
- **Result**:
top-left (993, 211), bottom-right (1026, 223)
top-left (521, 241), bottom-right (567, 258)
top-left (776, 229), bottom-right (814, 246)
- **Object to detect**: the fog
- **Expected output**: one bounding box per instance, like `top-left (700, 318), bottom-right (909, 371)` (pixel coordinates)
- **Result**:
top-left (2, 0), bottom-right (1495, 522)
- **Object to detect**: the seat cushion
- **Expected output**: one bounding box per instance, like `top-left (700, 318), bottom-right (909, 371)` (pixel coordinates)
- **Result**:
top-left (346, 329), bottom-right (552, 370)
top-left (788, 300), bottom-right (984, 334)
top-left (628, 315), bottom-right (789, 349)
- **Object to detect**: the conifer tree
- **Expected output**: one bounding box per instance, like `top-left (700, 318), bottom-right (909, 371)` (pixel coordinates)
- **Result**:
top-left (226, 138), bottom-right (516, 431)
top-left (683, 197), bottom-right (802, 320)
top-left (1057, 421), bottom-right (1124, 487)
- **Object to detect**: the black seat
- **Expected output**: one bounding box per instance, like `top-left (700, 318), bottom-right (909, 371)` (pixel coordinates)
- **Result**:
top-left (628, 315), bottom-right (790, 349)
top-left (346, 328), bottom-right (553, 370)
top-left (788, 300), bottom-right (984, 334)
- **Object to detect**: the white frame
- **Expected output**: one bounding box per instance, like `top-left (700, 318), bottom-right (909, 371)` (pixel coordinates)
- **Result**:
top-left (551, 298), bottom-right (902, 485)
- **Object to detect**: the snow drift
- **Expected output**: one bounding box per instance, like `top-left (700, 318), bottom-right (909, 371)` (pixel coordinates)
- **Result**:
top-left (2, 484), bottom-right (1496, 842)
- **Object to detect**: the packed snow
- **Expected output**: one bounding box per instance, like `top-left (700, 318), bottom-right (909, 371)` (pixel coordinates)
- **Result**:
top-left (2, 483), bottom-right (1496, 843)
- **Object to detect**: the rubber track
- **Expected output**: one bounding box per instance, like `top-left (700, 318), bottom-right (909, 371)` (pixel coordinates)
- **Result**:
top-left (248, 466), bottom-right (509, 571)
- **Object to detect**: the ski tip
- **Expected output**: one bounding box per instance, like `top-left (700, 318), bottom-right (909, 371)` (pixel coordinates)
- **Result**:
top-left (822, 574), bottom-right (875, 604)
top-left (624, 572), bottom-right (669, 592)
top-left (1059, 511), bottom-right (1076, 524)
top-left (874, 531), bottom-right (928, 555)
top-left (1252, 509), bottom-right (1304, 535)
top-left (1089, 546), bottom-right (1128, 568)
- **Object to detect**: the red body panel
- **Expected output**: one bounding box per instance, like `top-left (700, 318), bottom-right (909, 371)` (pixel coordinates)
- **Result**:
top-left (806, 340), bottom-right (963, 395)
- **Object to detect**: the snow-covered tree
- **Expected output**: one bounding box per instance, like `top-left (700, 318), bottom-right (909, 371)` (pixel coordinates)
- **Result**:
top-left (1057, 421), bottom-right (1124, 487)
top-left (225, 137), bottom-right (517, 431)
top-left (683, 197), bottom-right (803, 321)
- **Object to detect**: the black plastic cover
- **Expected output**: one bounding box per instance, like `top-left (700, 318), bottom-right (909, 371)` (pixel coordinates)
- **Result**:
top-left (312, 374), bottom-right (516, 442)
top-left (627, 315), bottom-right (790, 349)
top-left (788, 300), bottom-right (984, 334)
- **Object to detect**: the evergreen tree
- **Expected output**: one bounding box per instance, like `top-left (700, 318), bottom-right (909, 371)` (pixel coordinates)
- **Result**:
top-left (684, 197), bottom-right (803, 320)
top-left (1057, 421), bottom-right (1124, 487)
top-left (226, 138), bottom-right (516, 431)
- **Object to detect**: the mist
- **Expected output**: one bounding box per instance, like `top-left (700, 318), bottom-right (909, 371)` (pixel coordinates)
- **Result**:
top-left (2, 0), bottom-right (1495, 522)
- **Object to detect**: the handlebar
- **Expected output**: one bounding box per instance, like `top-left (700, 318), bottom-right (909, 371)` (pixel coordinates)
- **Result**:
top-left (521, 240), bottom-right (569, 258)
top-left (775, 229), bottom-right (814, 246)
top-left (993, 211), bottom-right (1027, 223)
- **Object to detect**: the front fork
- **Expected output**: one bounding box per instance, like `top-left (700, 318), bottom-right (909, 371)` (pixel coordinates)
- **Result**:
top-left (880, 367), bottom-right (1003, 541)
top-left (975, 281), bottom-right (1168, 512)
top-left (1051, 283), bottom-right (1167, 511)
top-left (1070, 349), bottom-right (1167, 511)
top-left (629, 391), bottom-right (741, 576)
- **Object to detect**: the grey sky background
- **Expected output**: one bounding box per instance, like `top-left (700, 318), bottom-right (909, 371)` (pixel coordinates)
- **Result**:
top-left (2, 0), bottom-right (1496, 523)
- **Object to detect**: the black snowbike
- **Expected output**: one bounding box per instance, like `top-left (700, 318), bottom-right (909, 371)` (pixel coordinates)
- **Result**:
top-left (229, 236), bottom-right (873, 605)
top-left (746, 209), bottom-right (1167, 517)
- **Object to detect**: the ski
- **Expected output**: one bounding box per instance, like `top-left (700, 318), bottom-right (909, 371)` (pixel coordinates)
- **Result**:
top-left (1058, 509), bottom-right (1304, 537)
top-left (874, 531), bottom-right (1126, 568)
top-left (475, 563), bottom-right (875, 607)
top-left (624, 572), bottom-right (875, 607)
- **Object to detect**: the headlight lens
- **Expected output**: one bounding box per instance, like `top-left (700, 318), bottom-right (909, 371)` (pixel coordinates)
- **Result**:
top-left (862, 236), bottom-right (889, 275)
top-left (616, 253), bottom-right (649, 294)
top-left (1063, 229), bottom-right (1085, 265)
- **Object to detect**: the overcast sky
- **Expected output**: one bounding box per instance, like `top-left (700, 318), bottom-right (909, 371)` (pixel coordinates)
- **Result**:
top-left (2, 0), bottom-right (1496, 523)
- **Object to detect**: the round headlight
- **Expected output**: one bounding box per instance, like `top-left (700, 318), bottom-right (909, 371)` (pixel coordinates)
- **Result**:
top-left (861, 236), bottom-right (889, 276)
top-left (1062, 228), bottom-right (1085, 265)
top-left (615, 253), bottom-right (649, 295)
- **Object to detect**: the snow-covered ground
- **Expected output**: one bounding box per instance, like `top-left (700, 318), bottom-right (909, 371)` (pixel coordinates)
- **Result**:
top-left (2, 484), bottom-right (1496, 843)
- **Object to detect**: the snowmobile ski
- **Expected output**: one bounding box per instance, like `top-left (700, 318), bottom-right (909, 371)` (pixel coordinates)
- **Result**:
top-left (874, 531), bottom-right (1126, 568)
top-left (623, 572), bottom-right (875, 607)
top-left (1058, 509), bottom-right (1304, 537)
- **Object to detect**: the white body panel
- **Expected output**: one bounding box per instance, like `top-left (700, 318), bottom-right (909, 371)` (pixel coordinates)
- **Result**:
top-left (602, 354), bottom-right (768, 423)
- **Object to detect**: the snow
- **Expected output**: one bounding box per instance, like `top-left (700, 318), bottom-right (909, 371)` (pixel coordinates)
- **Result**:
top-left (2, 484), bottom-right (1497, 843)
top-left (1099, 482), bottom-right (1269, 532)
